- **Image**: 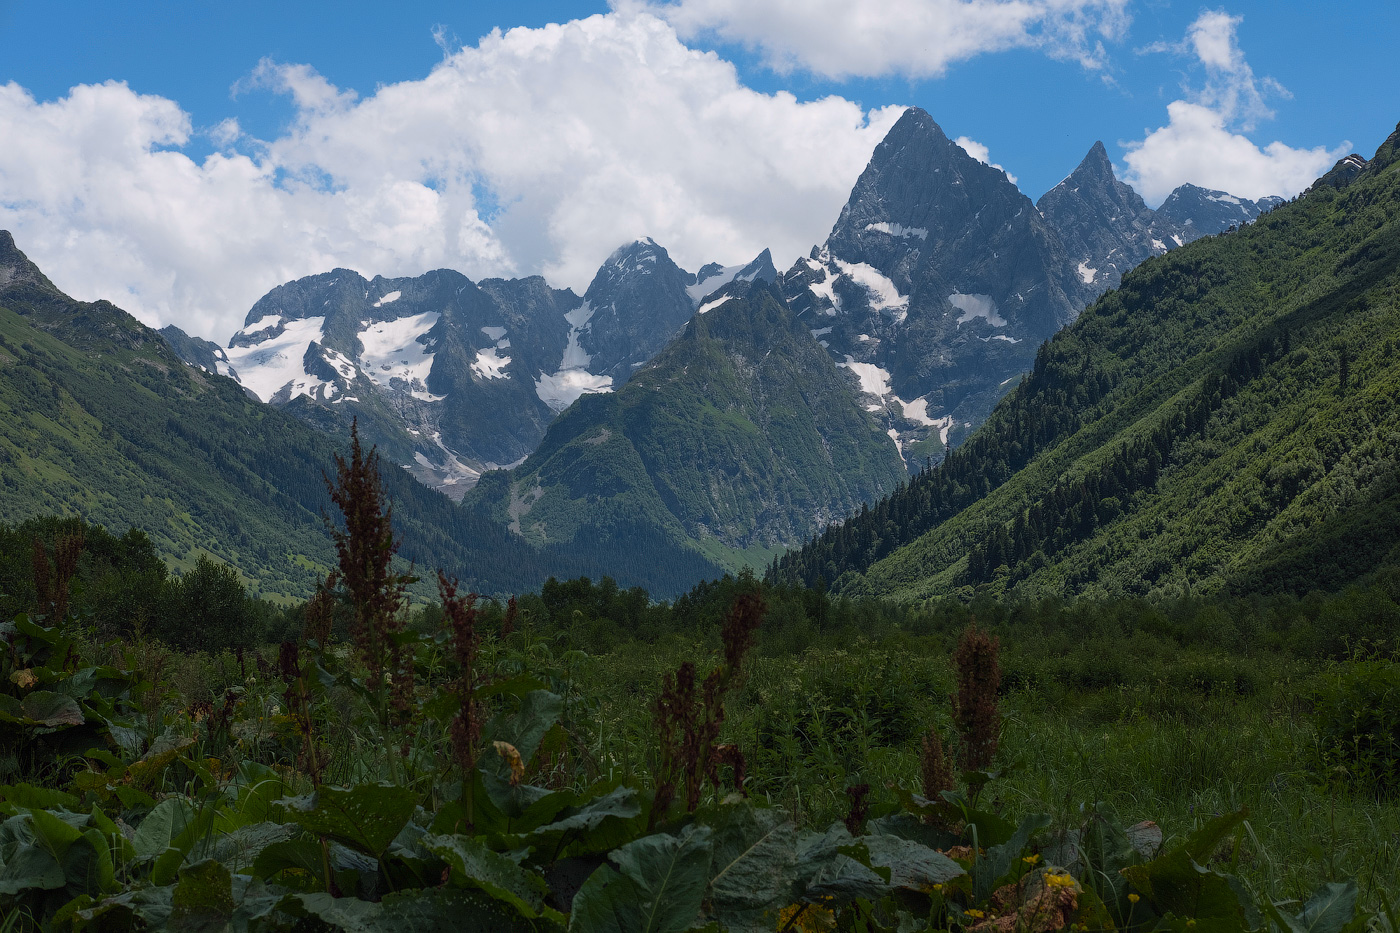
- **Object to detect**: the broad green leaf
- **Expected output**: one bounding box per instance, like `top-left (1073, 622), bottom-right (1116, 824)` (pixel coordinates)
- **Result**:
top-left (1293, 880), bottom-right (1360, 933)
top-left (1123, 856), bottom-right (1254, 924)
top-left (252, 838), bottom-right (326, 889)
top-left (806, 853), bottom-right (888, 902)
top-left (697, 801), bottom-right (798, 933)
top-left (169, 858), bottom-right (234, 932)
top-left (133, 798), bottom-right (196, 860)
top-left (520, 786), bottom-right (642, 859)
top-left (493, 689), bottom-right (564, 766)
top-left (569, 865), bottom-right (638, 933)
top-left (127, 732), bottom-right (196, 790)
top-left (862, 833), bottom-right (965, 892)
top-left (0, 783), bottom-right (81, 811)
top-left (279, 782), bottom-right (418, 858)
top-left (228, 760), bottom-right (291, 826)
top-left (149, 803), bottom-right (219, 886)
top-left (425, 832), bottom-right (552, 918)
top-left (13, 690), bottom-right (84, 727)
top-left (1123, 810), bottom-right (1255, 924)
top-left (77, 827), bottom-right (119, 895)
top-left (973, 812), bottom-right (1051, 900)
top-left (0, 844), bottom-right (65, 895)
top-left (207, 821), bottom-right (299, 873)
top-left (572, 826), bottom-right (713, 933)
top-left (287, 888), bottom-right (542, 932)
top-left (866, 812), bottom-right (960, 852)
top-left (1182, 811), bottom-right (1247, 865)
top-left (29, 806), bottom-right (85, 860)
top-left (89, 809), bottom-right (138, 871)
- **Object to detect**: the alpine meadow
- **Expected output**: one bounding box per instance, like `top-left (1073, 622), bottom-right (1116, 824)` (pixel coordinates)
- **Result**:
top-left (3, 4), bottom-right (1400, 932)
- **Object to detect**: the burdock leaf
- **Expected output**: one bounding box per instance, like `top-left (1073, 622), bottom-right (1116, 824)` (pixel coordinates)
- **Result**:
top-left (423, 832), bottom-right (552, 918)
top-left (279, 782), bottom-right (418, 858)
top-left (19, 691), bottom-right (84, 727)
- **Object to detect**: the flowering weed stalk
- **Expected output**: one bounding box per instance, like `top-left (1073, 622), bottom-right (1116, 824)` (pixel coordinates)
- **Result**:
top-left (651, 591), bottom-right (764, 826)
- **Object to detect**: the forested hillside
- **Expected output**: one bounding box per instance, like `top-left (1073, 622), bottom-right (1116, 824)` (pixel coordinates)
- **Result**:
top-left (468, 284), bottom-right (906, 574)
top-left (771, 122), bottom-right (1400, 601)
top-left (0, 232), bottom-right (710, 598)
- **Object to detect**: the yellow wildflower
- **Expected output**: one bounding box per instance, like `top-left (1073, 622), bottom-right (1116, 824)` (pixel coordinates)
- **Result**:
top-left (1023, 854), bottom-right (1042, 864)
top-left (1128, 894), bottom-right (1140, 904)
top-left (965, 909), bottom-right (986, 920)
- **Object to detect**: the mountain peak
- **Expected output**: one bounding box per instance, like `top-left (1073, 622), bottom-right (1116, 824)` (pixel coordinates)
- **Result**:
top-left (0, 231), bottom-right (61, 297)
top-left (1074, 141), bottom-right (1114, 177)
top-left (1370, 120), bottom-right (1400, 172)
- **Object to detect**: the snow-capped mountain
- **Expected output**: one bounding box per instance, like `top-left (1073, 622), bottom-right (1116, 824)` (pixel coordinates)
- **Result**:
top-left (777, 108), bottom-right (1083, 468)
top-left (1038, 142), bottom-right (1283, 295)
top-left (775, 110), bottom-right (1277, 471)
top-left (164, 241), bottom-right (773, 499)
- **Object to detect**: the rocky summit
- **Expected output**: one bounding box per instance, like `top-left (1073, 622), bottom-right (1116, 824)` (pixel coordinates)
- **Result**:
top-left (779, 109), bottom-right (1279, 471)
top-left (163, 241), bottom-right (773, 500)
top-left (778, 108), bottom-right (1083, 468)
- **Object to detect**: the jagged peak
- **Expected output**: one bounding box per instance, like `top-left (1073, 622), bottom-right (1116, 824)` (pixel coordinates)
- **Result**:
top-left (606, 237), bottom-right (662, 261)
top-left (0, 230), bottom-right (62, 296)
top-left (1075, 141), bottom-right (1114, 177)
top-left (1369, 120), bottom-right (1400, 172)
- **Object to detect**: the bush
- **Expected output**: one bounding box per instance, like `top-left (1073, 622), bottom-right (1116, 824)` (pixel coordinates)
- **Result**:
top-left (1312, 660), bottom-right (1400, 793)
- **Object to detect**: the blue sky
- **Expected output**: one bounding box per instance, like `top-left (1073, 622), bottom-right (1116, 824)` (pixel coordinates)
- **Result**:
top-left (1, 0), bottom-right (1395, 339)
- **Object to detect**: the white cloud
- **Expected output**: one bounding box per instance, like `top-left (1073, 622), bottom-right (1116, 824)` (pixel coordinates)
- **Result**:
top-left (1122, 10), bottom-right (1346, 204)
top-left (954, 136), bottom-right (1018, 185)
top-left (621, 0), bottom-right (1132, 79)
top-left (0, 13), bottom-right (903, 341)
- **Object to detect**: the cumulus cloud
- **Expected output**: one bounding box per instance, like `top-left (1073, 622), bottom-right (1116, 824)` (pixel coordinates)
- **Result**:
top-left (620, 0), bottom-right (1132, 79)
top-left (954, 136), bottom-right (1018, 185)
top-left (1123, 10), bottom-right (1346, 204)
top-left (0, 13), bottom-right (903, 341)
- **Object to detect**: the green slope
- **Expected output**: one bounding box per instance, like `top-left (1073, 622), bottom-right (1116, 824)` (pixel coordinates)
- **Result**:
top-left (467, 284), bottom-right (908, 575)
top-left (0, 232), bottom-right (698, 598)
top-left (771, 121), bottom-right (1400, 602)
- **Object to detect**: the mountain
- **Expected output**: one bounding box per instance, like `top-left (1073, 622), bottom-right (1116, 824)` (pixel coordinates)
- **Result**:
top-left (774, 111), bottom-right (1276, 474)
top-left (0, 231), bottom-right (715, 599)
top-left (776, 108), bottom-right (1085, 468)
top-left (465, 281), bottom-right (907, 573)
top-left (164, 240), bottom-right (775, 501)
top-left (770, 120), bottom-right (1400, 602)
top-left (1036, 141), bottom-right (1282, 297)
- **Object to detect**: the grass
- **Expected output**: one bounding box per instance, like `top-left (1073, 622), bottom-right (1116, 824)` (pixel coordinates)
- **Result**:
top-left (563, 629), bottom-right (1400, 909)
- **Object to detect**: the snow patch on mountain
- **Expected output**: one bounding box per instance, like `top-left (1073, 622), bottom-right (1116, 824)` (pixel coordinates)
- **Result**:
top-left (224, 316), bottom-right (327, 401)
top-left (864, 222), bottom-right (928, 239)
top-left (698, 294), bottom-right (733, 314)
top-left (1076, 261), bottom-right (1097, 285)
top-left (950, 293), bottom-right (1006, 327)
top-left (534, 370), bottom-right (612, 412)
top-left (373, 290), bottom-right (402, 307)
top-left (472, 347), bottom-right (511, 380)
top-left (358, 312), bottom-right (439, 390)
top-left (841, 355), bottom-right (892, 400)
top-left (534, 299), bottom-right (613, 411)
top-left (900, 396), bottom-right (936, 426)
top-left (834, 259), bottom-right (908, 316)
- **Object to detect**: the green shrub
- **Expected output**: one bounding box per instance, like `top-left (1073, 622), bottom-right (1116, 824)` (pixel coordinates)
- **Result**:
top-left (1312, 660), bottom-right (1400, 792)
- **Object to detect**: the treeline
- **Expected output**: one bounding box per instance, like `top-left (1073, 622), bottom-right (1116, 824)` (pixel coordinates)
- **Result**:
top-left (9, 505), bottom-right (1400, 667)
top-left (0, 516), bottom-right (285, 652)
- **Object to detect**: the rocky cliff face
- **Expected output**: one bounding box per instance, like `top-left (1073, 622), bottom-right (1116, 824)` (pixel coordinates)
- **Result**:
top-left (779, 108), bottom-right (1083, 468)
top-left (165, 242), bottom-right (772, 499)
